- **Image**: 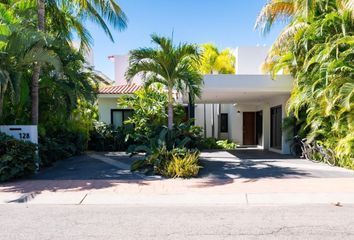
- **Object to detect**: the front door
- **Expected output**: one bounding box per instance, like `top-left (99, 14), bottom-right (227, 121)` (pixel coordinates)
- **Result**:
top-left (243, 112), bottom-right (256, 145)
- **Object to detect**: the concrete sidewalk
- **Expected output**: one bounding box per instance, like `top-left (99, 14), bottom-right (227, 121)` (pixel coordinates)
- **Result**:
top-left (1, 178), bottom-right (354, 205)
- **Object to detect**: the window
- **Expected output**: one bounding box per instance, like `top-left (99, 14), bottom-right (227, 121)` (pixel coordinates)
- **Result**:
top-left (256, 111), bottom-right (263, 145)
top-left (270, 106), bottom-right (282, 149)
top-left (111, 109), bottom-right (133, 128)
top-left (220, 113), bottom-right (228, 133)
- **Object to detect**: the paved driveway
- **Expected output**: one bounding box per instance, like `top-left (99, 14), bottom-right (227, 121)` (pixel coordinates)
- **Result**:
top-left (199, 150), bottom-right (354, 180)
top-left (20, 149), bottom-right (354, 182)
top-left (1, 150), bottom-right (354, 205)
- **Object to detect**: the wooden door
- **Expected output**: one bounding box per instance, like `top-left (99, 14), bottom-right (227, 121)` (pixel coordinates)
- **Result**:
top-left (243, 112), bottom-right (256, 145)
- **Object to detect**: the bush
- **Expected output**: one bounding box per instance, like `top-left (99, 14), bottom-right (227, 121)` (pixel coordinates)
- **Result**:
top-left (39, 126), bottom-right (88, 167)
top-left (131, 147), bottom-right (201, 178)
top-left (0, 133), bottom-right (37, 182)
top-left (88, 121), bottom-right (132, 152)
top-left (216, 139), bottom-right (238, 150)
top-left (198, 137), bottom-right (238, 150)
top-left (163, 151), bottom-right (201, 178)
top-left (198, 137), bottom-right (219, 149)
top-left (129, 126), bottom-right (202, 177)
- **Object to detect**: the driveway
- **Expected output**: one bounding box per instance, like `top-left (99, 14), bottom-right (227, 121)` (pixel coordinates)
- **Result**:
top-left (198, 150), bottom-right (354, 180)
top-left (1, 150), bottom-right (354, 205)
top-left (14, 149), bottom-right (354, 181)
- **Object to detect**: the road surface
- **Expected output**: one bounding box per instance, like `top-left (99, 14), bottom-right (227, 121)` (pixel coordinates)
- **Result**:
top-left (1, 204), bottom-right (353, 240)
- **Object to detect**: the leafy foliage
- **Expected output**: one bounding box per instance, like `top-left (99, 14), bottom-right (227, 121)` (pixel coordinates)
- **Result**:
top-left (198, 137), bottom-right (238, 150)
top-left (197, 43), bottom-right (236, 74)
top-left (0, 0), bottom-right (127, 171)
top-left (0, 133), bottom-right (37, 182)
top-left (118, 86), bottom-right (168, 143)
top-left (119, 86), bottom-right (201, 145)
top-left (88, 121), bottom-right (132, 152)
top-left (129, 126), bottom-right (201, 176)
top-left (216, 139), bottom-right (239, 150)
top-left (162, 151), bottom-right (201, 178)
top-left (257, 0), bottom-right (354, 167)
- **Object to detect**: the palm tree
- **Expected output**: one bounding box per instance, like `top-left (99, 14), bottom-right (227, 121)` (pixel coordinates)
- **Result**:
top-left (126, 34), bottom-right (203, 130)
top-left (0, 1), bottom-right (61, 120)
top-left (30, 0), bottom-right (128, 125)
top-left (198, 43), bottom-right (235, 74)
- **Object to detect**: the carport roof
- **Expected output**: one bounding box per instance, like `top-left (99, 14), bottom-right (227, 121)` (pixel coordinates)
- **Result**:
top-left (193, 74), bottom-right (293, 104)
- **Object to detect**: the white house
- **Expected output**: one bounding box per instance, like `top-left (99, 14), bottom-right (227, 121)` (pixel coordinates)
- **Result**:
top-left (98, 46), bottom-right (293, 154)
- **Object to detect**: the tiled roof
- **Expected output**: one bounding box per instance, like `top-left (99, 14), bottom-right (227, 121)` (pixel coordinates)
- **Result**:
top-left (98, 84), bottom-right (141, 94)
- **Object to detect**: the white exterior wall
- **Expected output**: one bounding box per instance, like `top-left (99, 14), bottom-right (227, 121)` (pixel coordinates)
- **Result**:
top-left (98, 97), bottom-right (118, 125)
top-left (113, 55), bottom-right (143, 85)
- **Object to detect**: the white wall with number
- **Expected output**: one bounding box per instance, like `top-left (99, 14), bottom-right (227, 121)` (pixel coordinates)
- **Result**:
top-left (0, 125), bottom-right (38, 144)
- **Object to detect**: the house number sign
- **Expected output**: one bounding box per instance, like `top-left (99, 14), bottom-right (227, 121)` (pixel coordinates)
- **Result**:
top-left (0, 125), bottom-right (38, 144)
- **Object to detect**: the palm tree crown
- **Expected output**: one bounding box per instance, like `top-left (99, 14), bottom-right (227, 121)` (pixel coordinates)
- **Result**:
top-left (198, 43), bottom-right (235, 74)
top-left (126, 34), bottom-right (203, 130)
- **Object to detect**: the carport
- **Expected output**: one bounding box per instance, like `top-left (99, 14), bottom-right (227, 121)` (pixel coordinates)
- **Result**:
top-left (184, 74), bottom-right (293, 154)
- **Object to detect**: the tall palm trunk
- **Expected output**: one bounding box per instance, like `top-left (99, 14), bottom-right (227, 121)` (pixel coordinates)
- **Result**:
top-left (167, 87), bottom-right (174, 130)
top-left (31, 0), bottom-right (45, 125)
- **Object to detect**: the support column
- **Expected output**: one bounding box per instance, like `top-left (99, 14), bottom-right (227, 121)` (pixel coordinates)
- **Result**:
top-left (262, 103), bottom-right (270, 150)
top-left (203, 104), bottom-right (207, 138)
top-left (212, 104), bottom-right (215, 138)
top-left (188, 93), bottom-right (195, 125)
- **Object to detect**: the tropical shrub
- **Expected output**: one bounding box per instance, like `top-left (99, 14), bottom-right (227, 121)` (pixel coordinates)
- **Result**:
top-left (118, 86), bottom-right (169, 143)
top-left (216, 140), bottom-right (238, 150)
top-left (198, 137), bottom-right (219, 149)
top-left (39, 126), bottom-right (88, 166)
top-left (0, 133), bottom-right (37, 182)
top-left (88, 121), bottom-right (132, 152)
top-left (198, 137), bottom-right (238, 150)
top-left (119, 86), bottom-right (201, 146)
top-left (256, 0), bottom-right (354, 168)
top-left (162, 151), bottom-right (201, 178)
top-left (129, 126), bottom-right (201, 177)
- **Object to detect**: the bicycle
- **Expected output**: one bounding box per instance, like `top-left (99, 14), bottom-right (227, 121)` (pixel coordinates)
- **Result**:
top-left (291, 137), bottom-right (336, 166)
top-left (313, 142), bottom-right (336, 166)
top-left (300, 138), bottom-right (317, 161)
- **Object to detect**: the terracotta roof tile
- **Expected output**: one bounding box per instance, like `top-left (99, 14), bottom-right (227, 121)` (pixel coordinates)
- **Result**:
top-left (98, 84), bottom-right (141, 94)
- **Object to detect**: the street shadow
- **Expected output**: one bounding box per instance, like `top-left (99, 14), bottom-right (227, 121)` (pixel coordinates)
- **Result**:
top-left (194, 151), bottom-right (309, 188)
top-left (0, 150), bottom-right (309, 193)
top-left (0, 154), bottom-right (154, 194)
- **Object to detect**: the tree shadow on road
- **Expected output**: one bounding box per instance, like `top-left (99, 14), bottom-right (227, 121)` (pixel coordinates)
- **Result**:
top-left (0, 154), bottom-right (154, 194)
top-left (193, 150), bottom-right (310, 188)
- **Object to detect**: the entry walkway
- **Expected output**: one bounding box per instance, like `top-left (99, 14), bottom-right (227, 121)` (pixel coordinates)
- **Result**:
top-left (1, 150), bottom-right (354, 205)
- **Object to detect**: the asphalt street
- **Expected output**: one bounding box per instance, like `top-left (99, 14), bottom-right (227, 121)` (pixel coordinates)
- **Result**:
top-left (1, 204), bottom-right (354, 240)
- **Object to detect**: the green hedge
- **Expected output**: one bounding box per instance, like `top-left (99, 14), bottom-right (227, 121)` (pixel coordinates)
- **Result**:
top-left (0, 133), bottom-right (37, 182)
top-left (39, 128), bottom-right (87, 167)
